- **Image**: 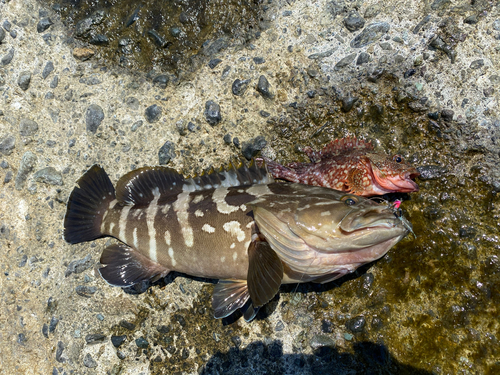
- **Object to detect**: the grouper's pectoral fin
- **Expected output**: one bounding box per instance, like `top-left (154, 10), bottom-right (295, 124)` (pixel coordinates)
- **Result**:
top-left (247, 239), bottom-right (284, 308)
top-left (212, 280), bottom-right (251, 319)
top-left (98, 243), bottom-right (169, 287)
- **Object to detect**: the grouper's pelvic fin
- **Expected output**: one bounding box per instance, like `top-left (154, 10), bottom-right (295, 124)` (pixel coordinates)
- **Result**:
top-left (99, 243), bottom-right (169, 287)
top-left (63, 165), bottom-right (116, 244)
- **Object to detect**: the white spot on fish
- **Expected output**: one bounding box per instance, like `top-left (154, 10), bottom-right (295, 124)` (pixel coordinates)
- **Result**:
top-left (233, 251), bottom-right (238, 261)
top-left (245, 221), bottom-right (254, 229)
top-left (168, 247), bottom-right (176, 267)
top-left (237, 189), bottom-right (245, 193)
top-left (220, 256), bottom-right (226, 263)
top-left (133, 227), bottom-right (139, 249)
top-left (220, 171), bottom-right (240, 187)
top-left (246, 184), bottom-right (272, 196)
top-left (202, 223), bottom-right (215, 233)
top-left (240, 204), bottom-right (247, 211)
top-left (230, 243), bottom-right (236, 249)
top-left (164, 230), bottom-right (171, 246)
top-left (119, 205), bottom-right (132, 243)
top-left (161, 204), bottom-right (171, 215)
top-left (223, 221), bottom-right (246, 242)
top-left (243, 240), bottom-right (251, 250)
top-left (320, 211), bottom-right (331, 216)
top-left (297, 204), bottom-right (311, 211)
top-left (193, 194), bottom-right (204, 204)
top-left (108, 222), bottom-right (115, 235)
top-left (173, 191), bottom-right (194, 247)
top-left (195, 209), bottom-right (204, 217)
top-left (314, 201), bottom-right (338, 206)
top-left (146, 187), bottom-right (161, 262)
top-left (213, 187), bottom-right (239, 214)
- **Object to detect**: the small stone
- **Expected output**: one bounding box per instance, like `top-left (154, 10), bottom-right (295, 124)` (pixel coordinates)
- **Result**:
top-left (15, 152), bottom-right (37, 191)
top-left (37, 18), bottom-right (53, 33)
top-left (73, 48), bottom-right (94, 61)
top-left (187, 122), bottom-right (196, 132)
top-left (50, 76), bottom-right (59, 89)
top-left (242, 136), bottom-right (267, 160)
top-left (148, 29), bottom-right (168, 47)
top-left (1, 49), bottom-right (14, 65)
top-left (153, 75), bottom-right (169, 89)
top-left (89, 34), bottom-right (109, 46)
top-left (10, 30), bottom-right (17, 38)
top-left (344, 11), bottom-right (365, 32)
top-left (308, 49), bottom-right (336, 60)
top-left (135, 337), bottom-right (149, 349)
top-left (417, 165), bottom-right (448, 179)
top-left (131, 121), bottom-right (143, 132)
top-left (428, 112), bottom-right (440, 120)
top-left (75, 285), bottom-right (97, 297)
top-left (346, 316), bottom-right (366, 333)
top-left (34, 167), bottom-right (63, 186)
top-left (307, 90), bottom-right (316, 98)
top-left (310, 334), bottom-right (335, 350)
top-left (223, 133), bottom-right (232, 144)
top-left (42, 324), bottom-right (49, 338)
top-left (65, 255), bottom-right (93, 277)
top-left (145, 104), bottom-right (162, 123)
top-left (83, 353), bottom-right (97, 368)
top-left (64, 89), bottom-right (73, 101)
top-left (335, 53), bottom-right (356, 70)
top-left (257, 75), bottom-right (273, 99)
top-left (464, 15), bottom-right (478, 24)
top-left (125, 97), bottom-right (139, 110)
top-left (232, 79), bottom-right (250, 96)
top-left (441, 109), bottom-right (454, 122)
top-left (259, 110), bottom-right (270, 118)
top-left (85, 333), bottom-right (106, 344)
top-left (379, 42), bottom-right (392, 50)
top-left (0, 160), bottom-right (8, 168)
top-left (55, 341), bottom-right (65, 363)
top-left (170, 27), bottom-right (181, 37)
top-left (18, 71), bottom-right (31, 91)
top-left (470, 59), bottom-right (484, 69)
top-left (75, 10), bottom-right (106, 36)
top-left (111, 335), bottom-right (127, 348)
top-left (0, 135), bottom-right (15, 155)
top-left (341, 96), bottom-right (358, 112)
top-left (364, 4), bottom-right (381, 18)
top-left (483, 87), bottom-right (495, 97)
top-left (429, 36), bottom-right (455, 63)
top-left (404, 69), bottom-right (417, 79)
top-left (356, 52), bottom-right (370, 65)
top-left (321, 320), bottom-right (334, 333)
top-left (350, 22), bottom-right (390, 48)
top-left (120, 320), bottom-right (136, 330)
top-left (208, 58), bottom-right (222, 69)
top-left (4, 171), bottom-right (12, 184)
top-left (408, 101), bottom-right (427, 112)
top-left (86, 104), bottom-right (104, 133)
top-left (42, 61), bottom-right (54, 79)
top-left (158, 141), bottom-right (176, 165)
top-left (0, 28), bottom-right (5, 43)
top-left (253, 57), bottom-right (265, 64)
top-left (233, 137), bottom-right (240, 148)
top-left (18, 333), bottom-right (27, 345)
top-left (204, 100), bottom-right (222, 125)
top-left (49, 317), bottom-right (59, 333)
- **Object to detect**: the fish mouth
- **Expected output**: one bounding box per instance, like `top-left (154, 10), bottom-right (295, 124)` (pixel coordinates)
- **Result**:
top-left (339, 208), bottom-right (401, 232)
top-left (372, 169), bottom-right (419, 193)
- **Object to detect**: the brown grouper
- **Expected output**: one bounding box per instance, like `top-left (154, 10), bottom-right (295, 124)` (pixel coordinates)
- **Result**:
top-left (264, 137), bottom-right (420, 196)
top-left (64, 160), bottom-right (412, 321)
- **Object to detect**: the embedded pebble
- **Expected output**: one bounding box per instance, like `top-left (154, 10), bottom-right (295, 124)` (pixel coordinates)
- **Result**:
top-left (148, 29), bottom-right (168, 47)
top-left (131, 120), bottom-right (143, 132)
top-left (253, 57), bottom-right (265, 64)
top-left (223, 133), bottom-right (232, 144)
top-left (208, 58), bottom-right (222, 69)
top-left (364, 4), bottom-right (381, 18)
top-left (344, 11), bottom-right (365, 32)
top-left (0, 160), bottom-right (8, 168)
top-left (441, 109), bottom-right (454, 122)
top-left (242, 136), bottom-right (267, 160)
top-left (0, 135), bottom-right (15, 155)
top-left (65, 255), bottom-right (93, 277)
top-left (17, 72), bottom-right (31, 91)
top-left (356, 52), bottom-right (370, 65)
top-left (37, 18), bottom-right (53, 33)
top-left (158, 141), bottom-right (176, 165)
top-left (83, 353), bottom-right (97, 368)
top-left (145, 104), bottom-right (162, 123)
top-left (34, 167), bottom-right (63, 186)
top-left (232, 79), bottom-right (250, 96)
top-left (1, 49), bottom-right (14, 65)
top-left (75, 285), bottom-right (97, 297)
top-left (308, 49), bottom-right (336, 60)
top-left (204, 100), bottom-right (222, 125)
top-left (15, 152), bottom-right (37, 191)
top-left (42, 61), bottom-right (54, 79)
top-left (50, 76), bottom-right (59, 89)
top-left (75, 10), bottom-right (106, 37)
top-left (417, 165), bottom-right (448, 180)
top-left (346, 316), bottom-right (366, 333)
top-left (49, 317), bottom-right (59, 333)
top-left (135, 337), bottom-right (149, 348)
top-left (341, 96), bottom-right (358, 112)
top-left (85, 333), bottom-right (106, 344)
top-left (89, 34), bottom-right (109, 45)
top-left (257, 75), bottom-right (273, 99)
top-left (350, 22), bottom-right (390, 48)
top-left (0, 28), bottom-right (4, 43)
top-left (310, 334), bottom-right (336, 350)
top-left (120, 320), bottom-right (136, 330)
top-left (470, 59), bottom-right (484, 69)
top-left (72, 48), bottom-right (95, 61)
top-left (153, 75), bottom-right (169, 89)
top-left (111, 335), bottom-right (126, 348)
top-left (187, 122), bottom-right (196, 132)
top-left (55, 341), bottom-right (65, 363)
top-left (86, 104), bottom-right (104, 133)
top-left (429, 36), bottom-right (456, 63)
top-left (125, 97), bottom-right (139, 110)
top-left (335, 53), bottom-right (356, 70)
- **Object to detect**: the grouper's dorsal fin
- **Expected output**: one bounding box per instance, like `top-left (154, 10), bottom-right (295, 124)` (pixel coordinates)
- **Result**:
top-left (116, 166), bottom-right (187, 206)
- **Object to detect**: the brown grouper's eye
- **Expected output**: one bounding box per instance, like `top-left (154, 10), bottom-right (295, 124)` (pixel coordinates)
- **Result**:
top-left (393, 155), bottom-right (403, 163)
top-left (341, 195), bottom-right (358, 206)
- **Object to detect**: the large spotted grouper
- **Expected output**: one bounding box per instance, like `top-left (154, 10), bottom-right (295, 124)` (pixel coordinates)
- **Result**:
top-left (264, 137), bottom-right (420, 196)
top-left (63, 160), bottom-right (412, 321)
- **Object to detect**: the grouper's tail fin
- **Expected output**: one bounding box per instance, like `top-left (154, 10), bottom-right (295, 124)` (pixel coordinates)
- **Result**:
top-left (64, 165), bottom-right (116, 244)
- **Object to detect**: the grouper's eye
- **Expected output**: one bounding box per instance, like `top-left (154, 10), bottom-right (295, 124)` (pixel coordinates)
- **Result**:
top-left (341, 195), bottom-right (358, 206)
top-left (393, 155), bottom-right (403, 163)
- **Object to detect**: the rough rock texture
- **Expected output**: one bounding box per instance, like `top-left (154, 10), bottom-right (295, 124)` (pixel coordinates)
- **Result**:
top-left (1, 1), bottom-right (499, 374)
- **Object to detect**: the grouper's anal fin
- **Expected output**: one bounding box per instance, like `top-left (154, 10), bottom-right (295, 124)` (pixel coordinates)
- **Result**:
top-left (247, 239), bottom-right (284, 308)
top-left (98, 243), bottom-right (169, 287)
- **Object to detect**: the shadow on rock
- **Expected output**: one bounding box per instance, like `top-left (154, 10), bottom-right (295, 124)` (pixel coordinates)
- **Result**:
top-left (199, 340), bottom-right (432, 375)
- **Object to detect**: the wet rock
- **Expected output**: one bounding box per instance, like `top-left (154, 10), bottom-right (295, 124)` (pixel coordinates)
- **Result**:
top-left (358, 273), bottom-right (375, 296)
top-left (356, 52), bottom-right (370, 65)
top-left (18, 71), bottom-right (31, 91)
top-left (371, 316), bottom-right (384, 330)
top-left (75, 10), bottom-right (106, 37)
top-left (42, 61), bottom-right (54, 79)
top-left (417, 165), bottom-right (448, 180)
top-left (72, 48), bottom-right (94, 61)
top-left (148, 29), bottom-right (168, 48)
top-left (350, 22), bottom-right (390, 48)
top-left (85, 333), bottom-right (106, 344)
top-left (202, 38), bottom-right (229, 57)
top-left (257, 75), bottom-right (274, 99)
top-left (344, 11), bottom-right (365, 32)
top-left (89, 34), bottom-right (109, 46)
top-left (310, 334), bottom-right (335, 350)
top-left (158, 141), bottom-right (176, 165)
top-left (83, 353), bottom-right (97, 368)
top-left (153, 75), bottom-right (169, 89)
top-left (346, 316), bottom-right (366, 333)
top-left (86, 104), bottom-right (104, 133)
top-left (145, 104), bottom-right (162, 123)
top-left (242, 136), bottom-right (267, 160)
top-left (65, 255), bottom-right (93, 277)
top-left (470, 59), bottom-right (484, 69)
top-left (135, 337), bottom-right (149, 348)
top-left (111, 335), bottom-right (126, 348)
top-left (408, 101), bottom-right (428, 112)
top-left (341, 96), bottom-right (358, 112)
top-left (208, 58), bottom-right (222, 69)
top-left (34, 167), bottom-right (63, 186)
top-left (37, 18), bottom-right (53, 33)
top-left (204, 100), bottom-right (222, 125)
top-left (15, 152), bottom-right (37, 190)
top-left (169, 26), bottom-right (181, 37)
top-left (75, 285), bottom-right (97, 297)
top-left (0, 135), bottom-right (15, 155)
top-left (232, 79), bottom-right (250, 96)
top-left (429, 36), bottom-right (456, 63)
top-left (1, 49), bottom-right (14, 65)
top-left (335, 53), bottom-right (356, 70)
top-left (441, 109), bottom-right (454, 122)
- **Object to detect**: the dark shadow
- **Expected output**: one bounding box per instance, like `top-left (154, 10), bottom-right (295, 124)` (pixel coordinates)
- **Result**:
top-left (199, 340), bottom-right (433, 375)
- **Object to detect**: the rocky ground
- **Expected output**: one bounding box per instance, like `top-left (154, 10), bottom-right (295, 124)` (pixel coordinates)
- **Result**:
top-left (0, 0), bottom-right (499, 374)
